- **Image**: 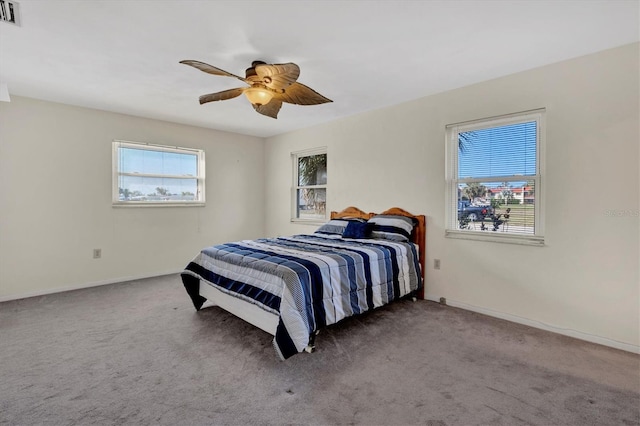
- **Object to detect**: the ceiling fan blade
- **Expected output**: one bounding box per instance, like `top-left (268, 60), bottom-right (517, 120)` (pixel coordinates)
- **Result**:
top-left (253, 99), bottom-right (282, 119)
top-left (180, 60), bottom-right (249, 84)
top-left (254, 62), bottom-right (300, 90)
top-left (199, 87), bottom-right (245, 104)
top-left (274, 82), bottom-right (332, 105)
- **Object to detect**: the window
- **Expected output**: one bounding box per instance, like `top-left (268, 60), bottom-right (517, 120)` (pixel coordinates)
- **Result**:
top-left (445, 110), bottom-right (545, 245)
top-left (292, 148), bottom-right (327, 221)
top-left (112, 140), bottom-right (205, 206)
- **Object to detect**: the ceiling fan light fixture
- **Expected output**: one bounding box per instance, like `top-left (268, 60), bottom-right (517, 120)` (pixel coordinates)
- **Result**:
top-left (244, 86), bottom-right (274, 106)
top-left (180, 59), bottom-right (332, 118)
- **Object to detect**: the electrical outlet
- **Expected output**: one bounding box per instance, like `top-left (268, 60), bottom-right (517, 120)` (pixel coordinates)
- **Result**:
top-left (434, 259), bottom-right (441, 269)
top-left (93, 249), bottom-right (102, 259)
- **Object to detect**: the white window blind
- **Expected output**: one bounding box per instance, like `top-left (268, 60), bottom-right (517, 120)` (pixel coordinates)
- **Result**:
top-left (112, 140), bottom-right (205, 206)
top-left (446, 110), bottom-right (545, 245)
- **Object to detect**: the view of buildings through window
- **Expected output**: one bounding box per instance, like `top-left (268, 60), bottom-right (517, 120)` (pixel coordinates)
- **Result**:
top-left (450, 112), bottom-right (542, 238)
top-left (113, 141), bottom-right (205, 205)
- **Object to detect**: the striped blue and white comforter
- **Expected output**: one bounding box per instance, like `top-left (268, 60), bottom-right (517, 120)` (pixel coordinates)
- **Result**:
top-left (181, 234), bottom-right (422, 360)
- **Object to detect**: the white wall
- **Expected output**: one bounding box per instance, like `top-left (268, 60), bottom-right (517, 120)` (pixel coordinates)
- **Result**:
top-left (264, 43), bottom-right (640, 351)
top-left (0, 97), bottom-right (265, 300)
top-left (1, 44), bottom-right (637, 352)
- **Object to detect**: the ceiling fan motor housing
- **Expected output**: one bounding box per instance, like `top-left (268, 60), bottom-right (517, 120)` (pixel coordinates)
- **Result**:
top-left (245, 61), bottom-right (267, 79)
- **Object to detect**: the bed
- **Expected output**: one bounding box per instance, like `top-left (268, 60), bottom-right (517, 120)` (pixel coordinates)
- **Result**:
top-left (181, 206), bottom-right (426, 360)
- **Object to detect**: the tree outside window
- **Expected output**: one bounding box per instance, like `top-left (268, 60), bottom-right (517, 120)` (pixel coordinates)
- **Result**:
top-left (292, 149), bottom-right (327, 221)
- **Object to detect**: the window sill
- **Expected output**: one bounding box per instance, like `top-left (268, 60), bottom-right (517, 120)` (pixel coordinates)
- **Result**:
top-left (445, 229), bottom-right (544, 246)
top-left (112, 202), bottom-right (206, 208)
top-left (290, 218), bottom-right (327, 226)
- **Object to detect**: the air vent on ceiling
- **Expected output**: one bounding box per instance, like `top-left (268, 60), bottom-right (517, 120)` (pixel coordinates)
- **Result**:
top-left (0, 0), bottom-right (19, 26)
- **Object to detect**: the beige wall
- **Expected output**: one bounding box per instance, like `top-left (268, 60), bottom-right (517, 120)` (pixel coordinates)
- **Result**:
top-left (1, 44), bottom-right (637, 353)
top-left (0, 97), bottom-right (265, 300)
top-left (264, 43), bottom-right (640, 351)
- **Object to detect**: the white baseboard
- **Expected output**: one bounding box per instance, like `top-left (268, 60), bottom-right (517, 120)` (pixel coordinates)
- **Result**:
top-left (424, 294), bottom-right (640, 355)
top-left (0, 269), bottom-right (183, 303)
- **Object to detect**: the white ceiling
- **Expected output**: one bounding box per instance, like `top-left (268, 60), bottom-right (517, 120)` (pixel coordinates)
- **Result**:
top-left (1, 1), bottom-right (638, 138)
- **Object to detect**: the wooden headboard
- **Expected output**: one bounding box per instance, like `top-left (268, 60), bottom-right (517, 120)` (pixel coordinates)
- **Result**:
top-left (330, 206), bottom-right (374, 221)
top-left (330, 206), bottom-right (426, 299)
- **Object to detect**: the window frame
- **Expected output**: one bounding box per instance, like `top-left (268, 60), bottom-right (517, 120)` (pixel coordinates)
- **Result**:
top-left (112, 140), bottom-right (206, 207)
top-left (291, 147), bottom-right (328, 223)
top-left (445, 109), bottom-right (545, 246)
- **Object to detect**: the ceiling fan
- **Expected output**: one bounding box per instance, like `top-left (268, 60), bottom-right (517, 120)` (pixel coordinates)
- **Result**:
top-left (180, 60), bottom-right (332, 119)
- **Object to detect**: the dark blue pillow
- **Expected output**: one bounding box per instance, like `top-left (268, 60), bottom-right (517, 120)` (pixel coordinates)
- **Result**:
top-left (315, 218), bottom-right (367, 236)
top-left (342, 221), bottom-right (374, 239)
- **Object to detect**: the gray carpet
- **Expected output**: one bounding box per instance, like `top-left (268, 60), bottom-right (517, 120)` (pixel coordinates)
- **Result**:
top-left (0, 275), bottom-right (638, 426)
